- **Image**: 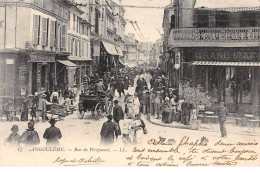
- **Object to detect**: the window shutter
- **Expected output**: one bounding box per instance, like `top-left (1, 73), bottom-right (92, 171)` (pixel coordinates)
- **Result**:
top-left (50, 20), bottom-right (56, 47)
top-left (82, 41), bottom-right (84, 57)
top-left (33, 15), bottom-right (40, 45)
top-left (61, 25), bottom-right (67, 49)
top-left (42, 18), bottom-right (48, 46)
top-left (79, 40), bottom-right (81, 57)
top-left (68, 36), bottom-right (71, 53)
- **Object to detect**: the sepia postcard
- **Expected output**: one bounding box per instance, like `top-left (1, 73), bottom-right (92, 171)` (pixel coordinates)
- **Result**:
top-left (0, 0), bottom-right (260, 167)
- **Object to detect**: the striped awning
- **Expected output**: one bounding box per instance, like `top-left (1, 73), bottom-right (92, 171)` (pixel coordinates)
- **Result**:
top-left (57, 60), bottom-right (77, 67)
top-left (192, 61), bottom-right (260, 67)
top-left (102, 41), bottom-right (118, 55)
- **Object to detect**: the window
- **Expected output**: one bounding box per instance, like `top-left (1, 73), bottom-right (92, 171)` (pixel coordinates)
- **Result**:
top-left (79, 40), bottom-right (81, 57)
top-left (82, 41), bottom-right (85, 56)
top-left (50, 21), bottom-right (56, 47)
top-left (240, 12), bottom-right (256, 27)
top-left (68, 12), bottom-right (70, 30)
top-left (68, 36), bottom-right (71, 53)
top-left (42, 18), bottom-right (49, 46)
top-left (73, 14), bottom-right (76, 31)
top-left (171, 15), bottom-right (175, 28)
top-left (75, 39), bottom-right (78, 56)
top-left (33, 15), bottom-right (40, 45)
top-left (60, 25), bottom-right (67, 49)
top-left (71, 38), bottom-right (74, 55)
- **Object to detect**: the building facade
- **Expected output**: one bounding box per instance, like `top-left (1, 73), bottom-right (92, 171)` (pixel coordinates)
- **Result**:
top-left (0, 0), bottom-right (71, 107)
top-left (124, 33), bottom-right (139, 63)
top-left (163, 0), bottom-right (260, 116)
top-left (87, 0), bottom-right (125, 76)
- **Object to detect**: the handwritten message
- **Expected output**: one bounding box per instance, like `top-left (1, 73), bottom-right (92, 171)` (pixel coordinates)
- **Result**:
top-left (125, 136), bottom-right (259, 167)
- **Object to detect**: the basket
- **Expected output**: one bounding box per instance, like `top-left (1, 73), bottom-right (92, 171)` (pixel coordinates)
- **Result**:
top-left (190, 119), bottom-right (201, 130)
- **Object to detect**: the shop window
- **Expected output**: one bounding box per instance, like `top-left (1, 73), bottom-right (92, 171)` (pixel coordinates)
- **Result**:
top-left (239, 68), bottom-right (251, 104)
top-left (195, 66), bottom-right (206, 91)
top-left (209, 66), bottom-right (220, 103)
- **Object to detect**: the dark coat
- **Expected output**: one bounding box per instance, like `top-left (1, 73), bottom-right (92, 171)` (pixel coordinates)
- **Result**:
top-left (113, 105), bottom-right (124, 122)
top-left (43, 126), bottom-right (62, 146)
top-left (117, 81), bottom-right (124, 92)
top-left (217, 107), bottom-right (228, 121)
top-left (124, 77), bottom-right (129, 90)
top-left (100, 120), bottom-right (118, 144)
top-left (142, 93), bottom-right (150, 105)
top-left (137, 78), bottom-right (142, 87)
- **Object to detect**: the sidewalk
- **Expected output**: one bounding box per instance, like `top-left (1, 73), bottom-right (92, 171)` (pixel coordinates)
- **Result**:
top-left (148, 114), bottom-right (260, 137)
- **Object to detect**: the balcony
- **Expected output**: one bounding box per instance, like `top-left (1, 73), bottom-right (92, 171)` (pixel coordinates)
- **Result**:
top-left (168, 27), bottom-right (260, 48)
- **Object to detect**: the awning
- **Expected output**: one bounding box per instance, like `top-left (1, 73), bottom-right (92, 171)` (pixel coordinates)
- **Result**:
top-left (192, 61), bottom-right (260, 67)
top-left (68, 57), bottom-right (92, 61)
top-left (115, 46), bottom-right (124, 56)
top-left (57, 60), bottom-right (77, 67)
top-left (102, 41), bottom-right (118, 55)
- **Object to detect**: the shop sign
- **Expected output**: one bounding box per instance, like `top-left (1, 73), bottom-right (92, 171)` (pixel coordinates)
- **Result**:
top-left (6, 59), bottom-right (14, 64)
top-left (194, 50), bottom-right (257, 62)
top-left (19, 65), bottom-right (27, 81)
top-left (30, 55), bottom-right (55, 62)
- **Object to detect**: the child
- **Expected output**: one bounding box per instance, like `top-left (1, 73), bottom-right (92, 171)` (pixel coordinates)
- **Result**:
top-left (20, 121), bottom-right (40, 146)
top-left (5, 125), bottom-right (20, 148)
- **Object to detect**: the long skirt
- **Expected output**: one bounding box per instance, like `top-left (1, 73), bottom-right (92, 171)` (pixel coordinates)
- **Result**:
top-left (21, 109), bottom-right (28, 121)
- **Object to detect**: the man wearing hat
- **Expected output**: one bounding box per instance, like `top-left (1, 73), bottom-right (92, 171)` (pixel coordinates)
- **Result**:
top-left (217, 102), bottom-right (228, 138)
top-left (113, 100), bottom-right (124, 135)
top-left (5, 125), bottom-right (20, 147)
top-left (95, 79), bottom-right (105, 95)
top-left (43, 118), bottom-right (62, 146)
top-left (142, 90), bottom-right (150, 116)
top-left (100, 115), bottom-right (118, 146)
top-left (36, 94), bottom-right (52, 122)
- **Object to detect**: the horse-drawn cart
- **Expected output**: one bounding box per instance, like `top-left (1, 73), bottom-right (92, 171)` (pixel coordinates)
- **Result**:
top-left (77, 94), bottom-right (106, 120)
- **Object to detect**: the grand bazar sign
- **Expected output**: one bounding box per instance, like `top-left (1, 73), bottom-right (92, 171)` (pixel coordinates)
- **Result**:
top-left (194, 49), bottom-right (258, 62)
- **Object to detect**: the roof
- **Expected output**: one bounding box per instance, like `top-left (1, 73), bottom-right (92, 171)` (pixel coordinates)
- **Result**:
top-left (195, 0), bottom-right (260, 9)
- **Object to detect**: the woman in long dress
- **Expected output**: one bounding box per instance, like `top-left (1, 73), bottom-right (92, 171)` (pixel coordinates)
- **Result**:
top-left (20, 96), bottom-right (29, 121)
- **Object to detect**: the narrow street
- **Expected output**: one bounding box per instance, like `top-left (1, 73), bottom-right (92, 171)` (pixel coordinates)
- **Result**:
top-left (0, 75), bottom-right (259, 150)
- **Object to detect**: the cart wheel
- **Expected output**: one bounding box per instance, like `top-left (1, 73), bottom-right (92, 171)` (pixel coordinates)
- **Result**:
top-left (77, 111), bottom-right (85, 119)
top-left (94, 103), bottom-right (103, 120)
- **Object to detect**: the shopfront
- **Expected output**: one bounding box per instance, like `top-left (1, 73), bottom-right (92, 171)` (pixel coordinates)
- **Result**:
top-left (56, 60), bottom-right (77, 93)
top-left (100, 41), bottom-right (119, 76)
top-left (183, 47), bottom-right (260, 115)
top-left (68, 57), bottom-right (92, 91)
top-left (28, 54), bottom-right (56, 95)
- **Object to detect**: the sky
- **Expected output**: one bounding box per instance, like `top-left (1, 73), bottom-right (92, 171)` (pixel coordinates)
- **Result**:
top-left (113, 0), bottom-right (260, 43)
top-left (113, 0), bottom-right (169, 43)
